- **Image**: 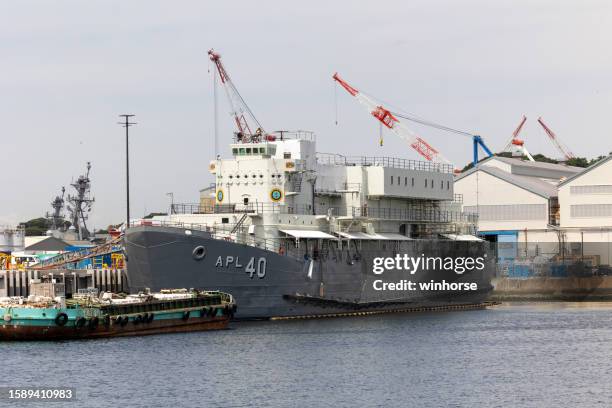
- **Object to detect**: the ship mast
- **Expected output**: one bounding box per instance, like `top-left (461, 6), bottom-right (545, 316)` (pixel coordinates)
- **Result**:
top-left (46, 186), bottom-right (66, 231)
top-left (66, 162), bottom-right (95, 240)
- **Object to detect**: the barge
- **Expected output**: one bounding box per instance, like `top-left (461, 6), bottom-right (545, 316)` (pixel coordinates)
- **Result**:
top-left (0, 288), bottom-right (236, 340)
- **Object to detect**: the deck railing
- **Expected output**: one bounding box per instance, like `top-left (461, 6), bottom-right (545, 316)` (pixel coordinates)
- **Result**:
top-left (316, 153), bottom-right (454, 173)
top-left (170, 202), bottom-right (477, 224)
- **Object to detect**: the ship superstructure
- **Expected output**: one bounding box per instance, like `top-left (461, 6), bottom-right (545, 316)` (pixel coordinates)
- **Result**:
top-left (165, 131), bottom-right (474, 244)
top-left (46, 187), bottom-right (66, 232)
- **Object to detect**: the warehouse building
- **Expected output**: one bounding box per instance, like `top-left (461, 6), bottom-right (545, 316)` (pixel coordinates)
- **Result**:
top-left (455, 155), bottom-right (612, 272)
top-left (454, 156), bottom-right (581, 243)
top-left (557, 155), bottom-right (612, 256)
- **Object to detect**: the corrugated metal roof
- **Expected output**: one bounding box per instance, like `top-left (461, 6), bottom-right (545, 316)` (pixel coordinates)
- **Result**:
top-left (558, 155), bottom-right (612, 186)
top-left (24, 236), bottom-right (69, 251)
top-left (456, 166), bottom-right (558, 199)
top-left (487, 156), bottom-right (582, 173)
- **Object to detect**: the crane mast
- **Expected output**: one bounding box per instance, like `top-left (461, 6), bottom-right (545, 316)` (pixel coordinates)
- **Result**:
top-left (504, 115), bottom-right (527, 151)
top-left (503, 115), bottom-right (534, 161)
top-left (332, 73), bottom-right (452, 165)
top-left (208, 49), bottom-right (266, 143)
top-left (537, 117), bottom-right (574, 160)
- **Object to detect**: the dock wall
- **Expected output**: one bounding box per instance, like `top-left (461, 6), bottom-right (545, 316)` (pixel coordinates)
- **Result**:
top-left (491, 276), bottom-right (612, 301)
top-left (0, 269), bottom-right (127, 298)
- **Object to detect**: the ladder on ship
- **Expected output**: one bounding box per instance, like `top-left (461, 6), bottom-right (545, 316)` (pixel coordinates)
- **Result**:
top-left (231, 213), bottom-right (249, 234)
top-left (290, 173), bottom-right (303, 192)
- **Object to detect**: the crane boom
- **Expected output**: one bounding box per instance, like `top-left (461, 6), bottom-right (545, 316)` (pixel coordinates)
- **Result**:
top-left (537, 117), bottom-right (575, 160)
top-left (503, 115), bottom-right (534, 161)
top-left (503, 115), bottom-right (527, 151)
top-left (208, 49), bottom-right (265, 142)
top-left (332, 73), bottom-right (452, 165)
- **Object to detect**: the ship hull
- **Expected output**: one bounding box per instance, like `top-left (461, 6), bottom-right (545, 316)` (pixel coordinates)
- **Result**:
top-left (0, 308), bottom-right (230, 341)
top-left (124, 226), bottom-right (494, 320)
top-left (0, 317), bottom-right (229, 341)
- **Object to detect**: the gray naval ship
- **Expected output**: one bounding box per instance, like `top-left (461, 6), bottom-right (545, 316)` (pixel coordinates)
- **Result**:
top-left (125, 131), bottom-right (494, 319)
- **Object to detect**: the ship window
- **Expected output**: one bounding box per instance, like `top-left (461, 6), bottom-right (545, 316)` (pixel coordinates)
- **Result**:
top-left (271, 174), bottom-right (275, 178)
top-left (404, 177), bottom-right (407, 186)
top-left (229, 175), bottom-right (233, 179)
top-left (441, 180), bottom-right (443, 189)
top-left (243, 197), bottom-right (249, 205)
top-left (431, 179), bottom-right (434, 188)
top-left (221, 217), bottom-right (229, 224)
top-left (425, 179), bottom-right (427, 187)
top-left (391, 176), bottom-right (393, 185)
top-left (239, 148), bottom-right (246, 155)
top-left (252, 174), bottom-right (257, 178)
top-left (232, 148), bottom-right (238, 155)
top-left (260, 174), bottom-right (264, 178)
top-left (411, 177), bottom-right (414, 187)
top-left (236, 175), bottom-right (240, 178)
top-left (246, 148), bottom-right (252, 154)
top-left (284, 152), bottom-right (291, 159)
top-left (447, 181), bottom-right (450, 190)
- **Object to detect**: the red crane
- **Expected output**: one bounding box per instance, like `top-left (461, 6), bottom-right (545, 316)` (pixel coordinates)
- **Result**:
top-left (503, 115), bottom-right (534, 161)
top-left (333, 73), bottom-right (452, 165)
top-left (537, 117), bottom-right (575, 160)
top-left (208, 49), bottom-right (266, 143)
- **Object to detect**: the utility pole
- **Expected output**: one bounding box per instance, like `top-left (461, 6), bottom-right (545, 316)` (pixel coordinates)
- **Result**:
top-left (118, 114), bottom-right (137, 229)
top-left (166, 192), bottom-right (174, 214)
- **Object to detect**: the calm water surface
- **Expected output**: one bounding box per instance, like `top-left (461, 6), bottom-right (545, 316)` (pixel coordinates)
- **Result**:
top-left (2, 303), bottom-right (611, 408)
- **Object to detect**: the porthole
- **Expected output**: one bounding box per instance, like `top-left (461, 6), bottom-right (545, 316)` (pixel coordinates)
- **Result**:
top-left (192, 246), bottom-right (206, 261)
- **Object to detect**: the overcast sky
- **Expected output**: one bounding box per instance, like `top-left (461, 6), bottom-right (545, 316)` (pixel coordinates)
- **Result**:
top-left (1, 0), bottom-right (611, 228)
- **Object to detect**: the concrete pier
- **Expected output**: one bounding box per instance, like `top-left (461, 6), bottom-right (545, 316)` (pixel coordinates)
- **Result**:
top-left (0, 269), bottom-right (128, 297)
top-left (491, 276), bottom-right (612, 301)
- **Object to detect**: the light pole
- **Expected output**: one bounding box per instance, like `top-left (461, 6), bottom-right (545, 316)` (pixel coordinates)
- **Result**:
top-left (166, 192), bottom-right (174, 214)
top-left (118, 114), bottom-right (136, 228)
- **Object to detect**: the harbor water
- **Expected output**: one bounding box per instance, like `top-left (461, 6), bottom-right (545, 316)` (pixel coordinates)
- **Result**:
top-left (2, 303), bottom-right (611, 407)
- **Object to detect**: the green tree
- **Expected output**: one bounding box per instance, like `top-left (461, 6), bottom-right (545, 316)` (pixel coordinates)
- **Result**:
top-left (531, 153), bottom-right (558, 164)
top-left (19, 217), bottom-right (51, 236)
top-left (565, 157), bottom-right (590, 168)
top-left (589, 155), bottom-right (609, 166)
